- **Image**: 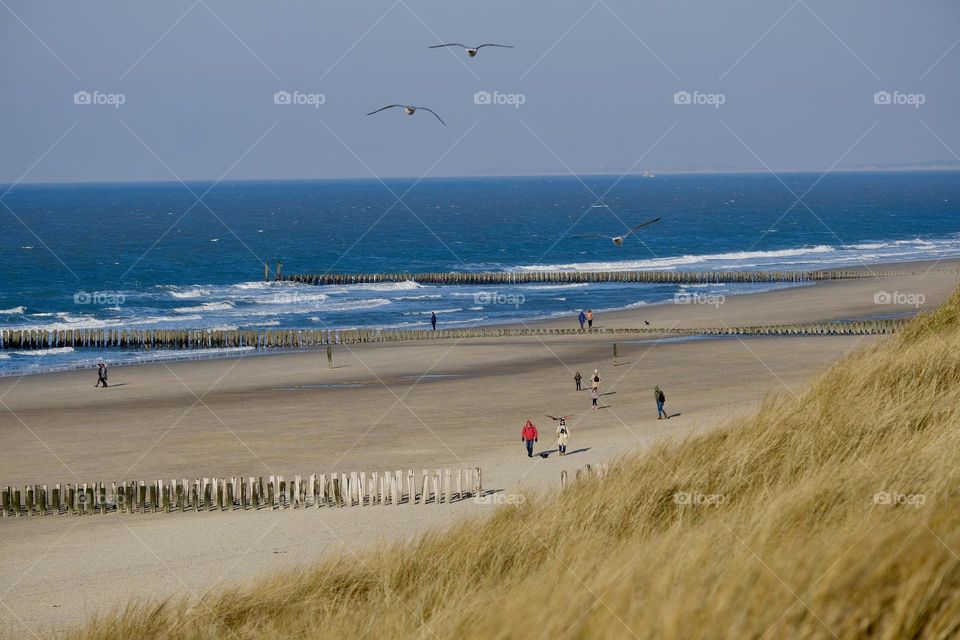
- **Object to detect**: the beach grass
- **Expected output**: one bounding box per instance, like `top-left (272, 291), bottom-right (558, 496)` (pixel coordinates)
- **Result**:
top-left (67, 289), bottom-right (960, 639)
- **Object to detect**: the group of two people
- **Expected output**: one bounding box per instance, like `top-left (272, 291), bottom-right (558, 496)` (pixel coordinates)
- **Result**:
top-left (94, 362), bottom-right (109, 388)
top-left (577, 309), bottom-right (594, 330)
top-left (521, 417), bottom-right (570, 458)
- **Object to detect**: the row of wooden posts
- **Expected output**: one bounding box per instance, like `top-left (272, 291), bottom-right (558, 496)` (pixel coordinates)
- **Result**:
top-left (0, 467), bottom-right (482, 517)
top-left (0, 319), bottom-right (911, 351)
top-left (560, 463), bottom-right (610, 489)
top-left (282, 269), bottom-right (931, 286)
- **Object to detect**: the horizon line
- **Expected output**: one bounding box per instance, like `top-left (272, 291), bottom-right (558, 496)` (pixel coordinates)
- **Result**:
top-left (3, 165), bottom-right (960, 189)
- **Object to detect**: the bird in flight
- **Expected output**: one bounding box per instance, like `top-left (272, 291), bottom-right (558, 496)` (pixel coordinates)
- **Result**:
top-left (546, 415), bottom-right (573, 424)
top-left (365, 105), bottom-right (446, 125)
top-left (429, 43), bottom-right (513, 58)
top-left (572, 217), bottom-right (661, 246)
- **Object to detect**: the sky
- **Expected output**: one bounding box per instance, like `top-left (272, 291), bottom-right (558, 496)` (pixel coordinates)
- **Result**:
top-left (2, 0), bottom-right (959, 183)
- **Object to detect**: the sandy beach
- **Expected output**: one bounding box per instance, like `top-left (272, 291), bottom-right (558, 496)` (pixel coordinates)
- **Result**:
top-left (1, 261), bottom-right (957, 637)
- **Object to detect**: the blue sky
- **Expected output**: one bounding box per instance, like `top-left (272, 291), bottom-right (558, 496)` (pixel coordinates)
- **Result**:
top-left (2, 0), bottom-right (959, 183)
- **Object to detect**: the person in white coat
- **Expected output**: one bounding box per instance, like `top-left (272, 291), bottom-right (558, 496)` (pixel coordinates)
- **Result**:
top-left (556, 420), bottom-right (570, 455)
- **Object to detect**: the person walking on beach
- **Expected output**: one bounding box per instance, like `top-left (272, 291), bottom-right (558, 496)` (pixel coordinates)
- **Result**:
top-left (578, 310), bottom-right (586, 330)
top-left (430, 312), bottom-right (437, 331)
top-left (555, 417), bottom-right (570, 455)
top-left (591, 369), bottom-right (601, 392)
top-left (574, 370), bottom-right (582, 391)
top-left (586, 309), bottom-right (594, 329)
top-left (521, 419), bottom-right (539, 458)
top-left (655, 385), bottom-right (668, 419)
top-left (95, 362), bottom-right (108, 388)
top-left (591, 387), bottom-right (599, 410)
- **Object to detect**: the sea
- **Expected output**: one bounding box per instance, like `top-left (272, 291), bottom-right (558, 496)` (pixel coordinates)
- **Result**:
top-left (1, 171), bottom-right (959, 376)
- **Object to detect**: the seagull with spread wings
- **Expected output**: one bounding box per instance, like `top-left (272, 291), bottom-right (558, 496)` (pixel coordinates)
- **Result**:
top-left (365, 104), bottom-right (446, 125)
top-left (572, 217), bottom-right (661, 246)
top-left (429, 43), bottom-right (513, 58)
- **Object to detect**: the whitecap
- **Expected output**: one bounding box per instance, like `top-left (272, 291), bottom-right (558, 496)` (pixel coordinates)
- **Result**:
top-left (521, 245), bottom-right (837, 272)
top-left (173, 301), bottom-right (235, 313)
top-left (169, 288), bottom-right (212, 299)
top-left (13, 347), bottom-right (75, 356)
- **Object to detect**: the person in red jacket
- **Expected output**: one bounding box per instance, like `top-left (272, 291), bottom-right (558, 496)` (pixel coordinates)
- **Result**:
top-left (521, 420), bottom-right (539, 458)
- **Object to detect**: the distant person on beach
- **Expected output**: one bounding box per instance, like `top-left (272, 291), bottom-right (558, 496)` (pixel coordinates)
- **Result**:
top-left (574, 371), bottom-right (582, 391)
top-left (431, 312), bottom-right (437, 330)
top-left (555, 418), bottom-right (570, 455)
top-left (578, 310), bottom-right (586, 330)
top-left (521, 420), bottom-right (539, 457)
top-left (587, 309), bottom-right (594, 328)
top-left (655, 385), bottom-right (668, 419)
top-left (95, 362), bottom-right (108, 388)
top-left (591, 387), bottom-right (599, 410)
top-left (591, 369), bottom-right (601, 392)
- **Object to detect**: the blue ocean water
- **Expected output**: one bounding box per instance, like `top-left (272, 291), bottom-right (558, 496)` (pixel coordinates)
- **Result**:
top-left (1, 172), bottom-right (959, 376)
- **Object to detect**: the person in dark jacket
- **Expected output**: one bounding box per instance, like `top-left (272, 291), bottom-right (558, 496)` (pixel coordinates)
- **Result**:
top-left (574, 371), bottom-right (582, 391)
top-left (521, 420), bottom-right (539, 457)
top-left (655, 385), bottom-right (668, 419)
top-left (431, 312), bottom-right (437, 330)
top-left (578, 310), bottom-right (586, 330)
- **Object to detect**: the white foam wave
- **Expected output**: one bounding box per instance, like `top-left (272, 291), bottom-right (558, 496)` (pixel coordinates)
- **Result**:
top-left (174, 302), bottom-right (235, 313)
top-left (13, 347), bottom-right (75, 356)
top-left (311, 299), bottom-right (392, 314)
top-left (168, 288), bottom-right (212, 299)
top-left (396, 294), bottom-right (443, 301)
top-left (0, 306), bottom-right (25, 314)
top-left (0, 354), bottom-right (9, 360)
top-left (524, 283), bottom-right (590, 290)
top-left (231, 281), bottom-right (278, 291)
top-left (403, 308), bottom-right (462, 316)
top-left (252, 293), bottom-right (329, 304)
top-left (521, 245), bottom-right (837, 272)
top-left (325, 281), bottom-right (426, 294)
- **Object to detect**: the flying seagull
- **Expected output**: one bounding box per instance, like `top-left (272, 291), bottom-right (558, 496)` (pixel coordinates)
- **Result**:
top-left (365, 105), bottom-right (446, 125)
top-left (572, 217), bottom-right (661, 246)
top-left (429, 43), bottom-right (513, 57)
top-left (546, 415), bottom-right (573, 423)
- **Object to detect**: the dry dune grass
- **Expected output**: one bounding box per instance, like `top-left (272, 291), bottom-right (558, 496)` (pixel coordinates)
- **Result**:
top-left (70, 291), bottom-right (960, 639)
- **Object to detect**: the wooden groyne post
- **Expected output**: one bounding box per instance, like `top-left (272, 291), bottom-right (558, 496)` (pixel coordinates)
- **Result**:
top-left (280, 268), bottom-right (953, 287)
top-left (0, 318), bottom-right (914, 353)
top-left (0, 467), bottom-right (483, 517)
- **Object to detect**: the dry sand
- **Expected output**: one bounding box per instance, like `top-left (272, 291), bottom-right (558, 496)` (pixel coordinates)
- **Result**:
top-left (0, 261), bottom-right (957, 637)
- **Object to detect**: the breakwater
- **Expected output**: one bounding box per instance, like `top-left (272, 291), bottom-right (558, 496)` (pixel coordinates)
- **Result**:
top-left (282, 269), bottom-right (930, 286)
top-left (1, 467), bottom-right (483, 517)
top-left (0, 319), bottom-right (909, 352)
